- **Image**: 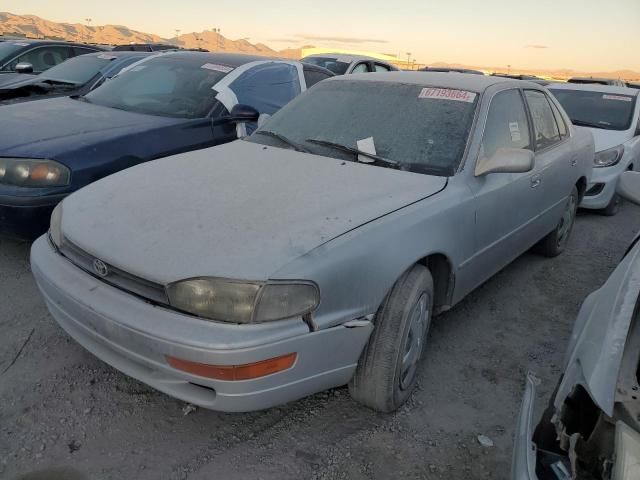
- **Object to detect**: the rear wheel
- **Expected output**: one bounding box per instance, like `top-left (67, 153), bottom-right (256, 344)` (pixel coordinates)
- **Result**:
top-left (534, 186), bottom-right (578, 258)
top-left (349, 264), bottom-right (433, 412)
top-left (600, 193), bottom-right (621, 216)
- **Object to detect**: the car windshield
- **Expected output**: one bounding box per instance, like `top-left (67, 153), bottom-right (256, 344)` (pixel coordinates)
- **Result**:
top-left (39, 55), bottom-right (113, 85)
top-left (83, 54), bottom-right (231, 118)
top-left (0, 42), bottom-right (25, 63)
top-left (551, 89), bottom-right (637, 131)
top-left (302, 57), bottom-right (350, 75)
top-left (247, 80), bottom-right (478, 176)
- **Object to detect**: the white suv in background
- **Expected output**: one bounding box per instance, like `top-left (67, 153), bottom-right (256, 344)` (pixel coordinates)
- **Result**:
top-left (549, 83), bottom-right (640, 215)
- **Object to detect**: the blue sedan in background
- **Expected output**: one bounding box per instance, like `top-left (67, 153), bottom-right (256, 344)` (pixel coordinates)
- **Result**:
top-left (0, 51), bottom-right (333, 239)
top-left (0, 51), bottom-right (152, 105)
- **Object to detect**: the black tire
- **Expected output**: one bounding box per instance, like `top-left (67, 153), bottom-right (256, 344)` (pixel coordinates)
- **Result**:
top-left (600, 194), bottom-right (621, 217)
top-left (349, 264), bottom-right (433, 412)
top-left (533, 186), bottom-right (579, 258)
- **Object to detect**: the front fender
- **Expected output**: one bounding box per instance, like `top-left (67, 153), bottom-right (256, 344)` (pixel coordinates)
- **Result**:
top-left (271, 179), bottom-right (474, 330)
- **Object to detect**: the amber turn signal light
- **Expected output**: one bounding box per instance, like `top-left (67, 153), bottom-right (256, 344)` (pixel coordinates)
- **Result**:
top-left (166, 353), bottom-right (297, 381)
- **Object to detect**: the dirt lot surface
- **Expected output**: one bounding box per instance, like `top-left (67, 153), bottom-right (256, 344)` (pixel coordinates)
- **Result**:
top-left (2, 205), bottom-right (639, 480)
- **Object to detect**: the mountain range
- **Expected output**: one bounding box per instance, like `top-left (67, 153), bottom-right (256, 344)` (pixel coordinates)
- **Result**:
top-left (1, 11), bottom-right (638, 81)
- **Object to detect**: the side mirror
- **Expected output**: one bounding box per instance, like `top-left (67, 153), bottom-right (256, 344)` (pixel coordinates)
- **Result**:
top-left (617, 171), bottom-right (640, 205)
top-left (213, 104), bottom-right (260, 126)
top-left (475, 148), bottom-right (535, 177)
top-left (15, 62), bottom-right (34, 74)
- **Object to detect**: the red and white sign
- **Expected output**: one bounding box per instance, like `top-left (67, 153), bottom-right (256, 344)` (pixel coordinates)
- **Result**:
top-left (419, 88), bottom-right (477, 103)
top-left (602, 94), bottom-right (633, 102)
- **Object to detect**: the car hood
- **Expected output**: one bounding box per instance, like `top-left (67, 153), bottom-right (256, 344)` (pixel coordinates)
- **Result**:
top-left (0, 72), bottom-right (32, 88)
top-left (555, 239), bottom-right (640, 416)
top-left (575, 126), bottom-right (631, 152)
top-left (0, 97), bottom-right (184, 157)
top-left (61, 140), bottom-right (447, 284)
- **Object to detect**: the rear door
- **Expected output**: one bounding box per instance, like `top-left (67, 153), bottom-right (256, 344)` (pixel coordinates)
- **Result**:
top-left (523, 89), bottom-right (574, 235)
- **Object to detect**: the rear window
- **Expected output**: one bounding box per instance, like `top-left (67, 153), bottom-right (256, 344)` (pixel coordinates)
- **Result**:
top-left (249, 80), bottom-right (478, 176)
top-left (551, 89), bottom-right (637, 131)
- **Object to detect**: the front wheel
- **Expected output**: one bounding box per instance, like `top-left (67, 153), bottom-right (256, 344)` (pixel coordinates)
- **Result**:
top-left (533, 186), bottom-right (578, 258)
top-left (349, 264), bottom-right (433, 412)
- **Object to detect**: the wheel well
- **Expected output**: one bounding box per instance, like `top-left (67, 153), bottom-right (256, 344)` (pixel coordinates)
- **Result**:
top-left (419, 254), bottom-right (453, 314)
top-left (576, 176), bottom-right (587, 202)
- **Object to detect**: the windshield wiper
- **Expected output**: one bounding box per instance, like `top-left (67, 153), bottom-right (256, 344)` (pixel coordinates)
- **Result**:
top-left (40, 79), bottom-right (78, 86)
top-left (254, 130), bottom-right (310, 153)
top-left (305, 138), bottom-right (400, 169)
top-left (571, 119), bottom-right (616, 130)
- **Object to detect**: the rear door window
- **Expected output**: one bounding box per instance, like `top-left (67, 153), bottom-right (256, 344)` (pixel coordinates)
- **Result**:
top-left (351, 62), bottom-right (370, 74)
top-left (524, 90), bottom-right (561, 150)
top-left (374, 63), bottom-right (391, 72)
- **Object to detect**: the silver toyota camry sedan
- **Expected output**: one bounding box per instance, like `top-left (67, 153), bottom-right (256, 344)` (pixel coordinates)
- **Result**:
top-left (31, 72), bottom-right (594, 412)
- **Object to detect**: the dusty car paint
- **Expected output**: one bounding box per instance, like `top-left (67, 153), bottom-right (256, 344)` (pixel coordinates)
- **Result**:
top-left (32, 73), bottom-right (593, 411)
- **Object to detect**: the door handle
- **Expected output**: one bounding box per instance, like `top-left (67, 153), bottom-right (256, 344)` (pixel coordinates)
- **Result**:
top-left (530, 176), bottom-right (541, 188)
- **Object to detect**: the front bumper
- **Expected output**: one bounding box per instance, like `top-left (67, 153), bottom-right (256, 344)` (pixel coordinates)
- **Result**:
top-left (31, 236), bottom-right (373, 412)
top-left (0, 192), bottom-right (66, 240)
top-left (580, 160), bottom-right (628, 210)
top-left (511, 372), bottom-right (540, 480)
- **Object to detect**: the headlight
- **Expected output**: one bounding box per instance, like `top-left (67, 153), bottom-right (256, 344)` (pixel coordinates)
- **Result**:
top-left (49, 202), bottom-right (64, 248)
top-left (166, 278), bottom-right (320, 324)
top-left (0, 158), bottom-right (70, 187)
top-left (594, 145), bottom-right (624, 168)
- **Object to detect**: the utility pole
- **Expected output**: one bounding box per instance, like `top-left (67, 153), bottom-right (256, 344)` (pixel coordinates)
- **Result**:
top-left (212, 27), bottom-right (221, 51)
top-left (85, 18), bottom-right (92, 43)
top-left (406, 52), bottom-right (412, 70)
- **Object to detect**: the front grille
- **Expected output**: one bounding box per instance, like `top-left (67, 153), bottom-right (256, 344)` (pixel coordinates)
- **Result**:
top-left (57, 237), bottom-right (169, 305)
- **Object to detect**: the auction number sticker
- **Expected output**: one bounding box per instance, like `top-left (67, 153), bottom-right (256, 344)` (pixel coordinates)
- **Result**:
top-left (97, 54), bottom-right (117, 60)
top-left (201, 63), bottom-right (233, 73)
top-left (602, 94), bottom-right (632, 102)
top-left (419, 88), bottom-right (476, 103)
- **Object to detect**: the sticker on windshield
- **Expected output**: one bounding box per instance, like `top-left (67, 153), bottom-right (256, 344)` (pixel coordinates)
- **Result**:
top-left (97, 54), bottom-right (117, 60)
top-left (419, 88), bottom-right (476, 103)
top-left (602, 94), bottom-right (632, 102)
top-left (201, 63), bottom-right (233, 73)
top-left (509, 122), bottom-right (521, 142)
top-left (356, 137), bottom-right (377, 163)
top-left (12, 42), bottom-right (29, 46)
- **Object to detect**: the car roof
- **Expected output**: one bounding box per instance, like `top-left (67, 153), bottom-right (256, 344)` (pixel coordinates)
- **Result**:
top-left (326, 71), bottom-right (535, 93)
top-left (548, 82), bottom-right (640, 96)
top-left (158, 51), bottom-right (279, 66)
top-left (0, 38), bottom-right (98, 47)
top-left (303, 53), bottom-right (385, 63)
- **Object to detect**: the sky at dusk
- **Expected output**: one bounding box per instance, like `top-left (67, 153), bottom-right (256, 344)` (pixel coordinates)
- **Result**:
top-left (3, 0), bottom-right (639, 71)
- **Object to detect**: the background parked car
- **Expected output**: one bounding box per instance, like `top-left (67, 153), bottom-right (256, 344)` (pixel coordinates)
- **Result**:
top-left (549, 83), bottom-right (640, 215)
top-left (0, 52), bottom-right (333, 239)
top-left (512, 170), bottom-right (640, 480)
top-left (419, 67), bottom-right (484, 74)
top-left (112, 43), bottom-right (179, 52)
top-left (31, 73), bottom-right (592, 414)
top-left (301, 53), bottom-right (397, 75)
top-left (568, 76), bottom-right (627, 87)
top-left (0, 39), bottom-right (103, 83)
top-left (0, 51), bottom-right (151, 105)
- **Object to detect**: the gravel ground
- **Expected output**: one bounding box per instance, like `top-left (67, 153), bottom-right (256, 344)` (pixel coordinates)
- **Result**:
top-left (1, 204), bottom-right (639, 480)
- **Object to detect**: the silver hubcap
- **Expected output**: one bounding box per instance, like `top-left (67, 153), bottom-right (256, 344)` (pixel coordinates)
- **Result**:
top-left (557, 194), bottom-right (577, 248)
top-left (400, 293), bottom-right (429, 390)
